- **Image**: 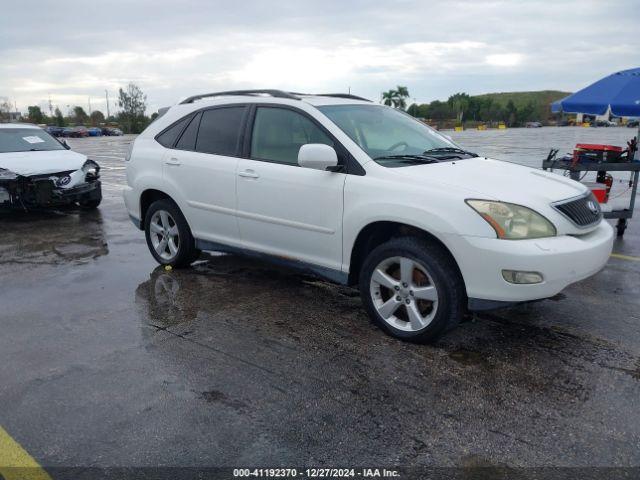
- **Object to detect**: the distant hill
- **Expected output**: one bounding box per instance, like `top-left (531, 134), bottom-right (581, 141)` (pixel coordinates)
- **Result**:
top-left (408, 89), bottom-right (574, 126)
top-left (471, 90), bottom-right (571, 109)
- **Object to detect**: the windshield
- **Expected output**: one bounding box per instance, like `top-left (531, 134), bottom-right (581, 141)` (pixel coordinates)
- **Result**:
top-left (318, 104), bottom-right (463, 166)
top-left (0, 128), bottom-right (65, 153)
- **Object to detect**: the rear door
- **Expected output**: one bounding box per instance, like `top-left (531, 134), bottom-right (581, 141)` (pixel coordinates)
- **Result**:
top-left (235, 106), bottom-right (346, 271)
top-left (161, 106), bottom-right (247, 246)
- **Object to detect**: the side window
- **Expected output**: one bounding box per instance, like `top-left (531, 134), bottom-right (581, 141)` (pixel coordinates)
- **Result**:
top-left (250, 107), bottom-right (333, 165)
top-left (156, 114), bottom-right (192, 148)
top-left (175, 112), bottom-right (201, 151)
top-left (195, 107), bottom-right (246, 156)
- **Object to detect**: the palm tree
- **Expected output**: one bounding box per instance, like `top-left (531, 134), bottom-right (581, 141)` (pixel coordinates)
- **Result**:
top-left (395, 86), bottom-right (410, 110)
top-left (382, 90), bottom-right (397, 107)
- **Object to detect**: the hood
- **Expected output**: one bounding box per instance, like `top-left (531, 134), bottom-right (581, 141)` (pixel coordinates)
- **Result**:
top-left (389, 157), bottom-right (587, 204)
top-left (0, 149), bottom-right (88, 176)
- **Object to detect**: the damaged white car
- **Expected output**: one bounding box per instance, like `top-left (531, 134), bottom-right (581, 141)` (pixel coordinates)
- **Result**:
top-left (0, 123), bottom-right (102, 210)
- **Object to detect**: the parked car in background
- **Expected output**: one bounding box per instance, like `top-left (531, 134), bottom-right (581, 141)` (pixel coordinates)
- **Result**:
top-left (63, 126), bottom-right (89, 138)
top-left (87, 127), bottom-right (103, 137)
top-left (45, 126), bottom-right (65, 137)
top-left (124, 90), bottom-right (613, 343)
top-left (525, 121), bottom-right (543, 128)
top-left (627, 119), bottom-right (639, 128)
top-left (0, 123), bottom-right (102, 210)
top-left (101, 127), bottom-right (124, 136)
top-left (594, 120), bottom-right (617, 127)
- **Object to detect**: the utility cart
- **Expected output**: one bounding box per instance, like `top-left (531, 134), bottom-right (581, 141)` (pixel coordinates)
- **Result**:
top-left (542, 157), bottom-right (640, 236)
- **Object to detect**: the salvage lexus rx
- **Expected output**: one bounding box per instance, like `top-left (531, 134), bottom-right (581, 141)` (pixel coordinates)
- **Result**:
top-left (0, 123), bottom-right (102, 210)
top-left (124, 90), bottom-right (614, 342)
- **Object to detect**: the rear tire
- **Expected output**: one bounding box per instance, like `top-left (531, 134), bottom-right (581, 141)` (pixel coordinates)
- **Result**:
top-left (144, 199), bottom-right (200, 268)
top-left (359, 236), bottom-right (465, 343)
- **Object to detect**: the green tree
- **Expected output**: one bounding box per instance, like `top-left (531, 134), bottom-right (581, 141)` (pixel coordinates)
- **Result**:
top-left (0, 100), bottom-right (11, 122)
top-left (118, 83), bottom-right (147, 133)
top-left (407, 103), bottom-right (420, 117)
top-left (72, 106), bottom-right (89, 125)
top-left (381, 86), bottom-right (410, 109)
top-left (382, 89), bottom-right (397, 107)
top-left (54, 107), bottom-right (65, 127)
top-left (504, 100), bottom-right (517, 126)
top-left (90, 110), bottom-right (105, 126)
top-left (27, 106), bottom-right (45, 124)
top-left (516, 101), bottom-right (536, 125)
top-left (447, 93), bottom-right (470, 123)
top-left (394, 85), bottom-right (409, 109)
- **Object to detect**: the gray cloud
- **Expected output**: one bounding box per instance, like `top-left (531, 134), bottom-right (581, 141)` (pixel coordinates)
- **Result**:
top-left (1, 0), bottom-right (638, 114)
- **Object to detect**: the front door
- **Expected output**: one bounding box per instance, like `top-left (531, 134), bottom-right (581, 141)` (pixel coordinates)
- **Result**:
top-left (236, 106), bottom-right (345, 271)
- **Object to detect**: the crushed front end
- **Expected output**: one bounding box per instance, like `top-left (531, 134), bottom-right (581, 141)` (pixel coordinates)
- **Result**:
top-left (0, 160), bottom-right (102, 211)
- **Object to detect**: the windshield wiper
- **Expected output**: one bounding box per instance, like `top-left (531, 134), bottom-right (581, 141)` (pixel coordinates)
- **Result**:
top-left (374, 154), bottom-right (440, 164)
top-left (423, 147), bottom-right (478, 158)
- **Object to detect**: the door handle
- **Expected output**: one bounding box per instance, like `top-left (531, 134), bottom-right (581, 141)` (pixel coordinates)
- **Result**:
top-left (238, 169), bottom-right (259, 179)
top-left (165, 157), bottom-right (181, 166)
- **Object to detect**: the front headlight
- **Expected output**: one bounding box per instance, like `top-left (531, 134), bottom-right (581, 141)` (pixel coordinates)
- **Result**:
top-left (466, 199), bottom-right (556, 240)
top-left (82, 160), bottom-right (100, 178)
top-left (0, 168), bottom-right (18, 180)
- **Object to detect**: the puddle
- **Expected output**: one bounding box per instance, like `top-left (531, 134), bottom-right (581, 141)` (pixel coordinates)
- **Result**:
top-left (448, 348), bottom-right (488, 367)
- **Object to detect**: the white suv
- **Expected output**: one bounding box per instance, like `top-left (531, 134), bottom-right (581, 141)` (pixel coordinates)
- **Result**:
top-left (124, 90), bottom-right (613, 342)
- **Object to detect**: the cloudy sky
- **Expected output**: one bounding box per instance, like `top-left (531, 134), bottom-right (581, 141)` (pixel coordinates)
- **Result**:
top-left (1, 0), bottom-right (638, 115)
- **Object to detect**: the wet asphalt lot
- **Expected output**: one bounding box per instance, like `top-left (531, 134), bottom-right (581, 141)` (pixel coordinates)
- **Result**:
top-left (0, 129), bottom-right (639, 474)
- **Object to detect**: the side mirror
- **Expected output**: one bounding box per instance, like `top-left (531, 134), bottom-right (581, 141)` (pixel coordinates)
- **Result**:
top-left (298, 144), bottom-right (339, 171)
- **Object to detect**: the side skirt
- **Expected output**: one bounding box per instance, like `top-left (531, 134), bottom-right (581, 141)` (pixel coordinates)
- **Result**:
top-left (194, 238), bottom-right (349, 285)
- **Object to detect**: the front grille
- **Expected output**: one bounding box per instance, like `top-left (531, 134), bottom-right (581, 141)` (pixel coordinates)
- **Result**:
top-left (553, 192), bottom-right (602, 227)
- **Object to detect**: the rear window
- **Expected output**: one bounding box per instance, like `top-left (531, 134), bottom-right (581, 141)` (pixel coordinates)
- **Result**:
top-left (0, 128), bottom-right (65, 153)
top-left (195, 107), bottom-right (246, 156)
top-left (156, 115), bottom-right (192, 148)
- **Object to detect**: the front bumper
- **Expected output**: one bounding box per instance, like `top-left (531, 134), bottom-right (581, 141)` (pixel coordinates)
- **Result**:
top-left (443, 220), bottom-right (614, 306)
top-left (0, 179), bottom-right (102, 210)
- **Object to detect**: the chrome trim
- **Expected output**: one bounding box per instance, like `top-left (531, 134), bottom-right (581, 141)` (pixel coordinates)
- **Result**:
top-left (551, 191), bottom-right (602, 229)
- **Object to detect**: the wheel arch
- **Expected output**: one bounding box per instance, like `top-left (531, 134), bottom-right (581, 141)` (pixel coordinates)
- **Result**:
top-left (347, 220), bottom-right (464, 287)
top-left (139, 189), bottom-right (174, 229)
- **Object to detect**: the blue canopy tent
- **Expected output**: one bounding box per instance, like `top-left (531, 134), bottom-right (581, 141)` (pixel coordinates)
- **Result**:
top-left (551, 67), bottom-right (640, 118)
top-left (552, 67), bottom-right (640, 162)
top-left (547, 67), bottom-right (640, 236)
top-left (552, 68), bottom-right (640, 155)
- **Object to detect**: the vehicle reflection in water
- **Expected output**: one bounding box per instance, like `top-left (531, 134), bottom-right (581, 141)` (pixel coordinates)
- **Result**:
top-left (134, 253), bottom-right (358, 330)
top-left (0, 207), bottom-right (108, 265)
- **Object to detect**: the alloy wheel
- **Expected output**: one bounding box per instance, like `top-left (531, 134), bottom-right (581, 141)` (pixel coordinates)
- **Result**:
top-left (149, 210), bottom-right (180, 261)
top-left (369, 256), bottom-right (439, 332)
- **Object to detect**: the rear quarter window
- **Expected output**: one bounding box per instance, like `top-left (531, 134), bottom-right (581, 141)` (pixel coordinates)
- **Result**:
top-left (156, 115), bottom-right (192, 148)
top-left (175, 112), bottom-right (202, 151)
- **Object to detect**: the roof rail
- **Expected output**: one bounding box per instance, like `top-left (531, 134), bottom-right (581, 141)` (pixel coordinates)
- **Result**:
top-left (315, 93), bottom-right (372, 102)
top-left (180, 89), bottom-right (300, 104)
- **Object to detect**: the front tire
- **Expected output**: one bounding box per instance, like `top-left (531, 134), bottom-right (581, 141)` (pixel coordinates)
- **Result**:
top-left (78, 198), bottom-right (101, 209)
top-left (359, 236), bottom-right (465, 343)
top-left (144, 199), bottom-right (200, 268)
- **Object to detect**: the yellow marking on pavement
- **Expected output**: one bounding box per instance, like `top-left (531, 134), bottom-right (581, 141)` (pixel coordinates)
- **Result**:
top-left (610, 253), bottom-right (640, 262)
top-left (0, 426), bottom-right (51, 480)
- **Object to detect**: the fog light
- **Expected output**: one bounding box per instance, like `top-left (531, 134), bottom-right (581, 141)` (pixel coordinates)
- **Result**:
top-left (502, 270), bottom-right (544, 284)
